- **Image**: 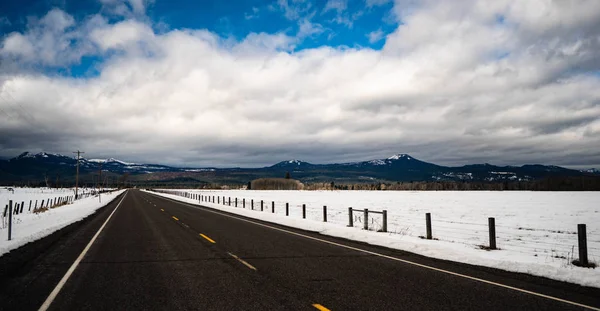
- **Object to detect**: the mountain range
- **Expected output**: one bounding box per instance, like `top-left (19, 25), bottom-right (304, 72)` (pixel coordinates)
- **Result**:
top-left (0, 151), bottom-right (598, 186)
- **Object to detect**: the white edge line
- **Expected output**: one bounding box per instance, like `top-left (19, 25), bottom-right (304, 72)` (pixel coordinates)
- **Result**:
top-left (38, 191), bottom-right (128, 311)
top-left (227, 252), bottom-right (257, 271)
top-left (149, 192), bottom-right (600, 311)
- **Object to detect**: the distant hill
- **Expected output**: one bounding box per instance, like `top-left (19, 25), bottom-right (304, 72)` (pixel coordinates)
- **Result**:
top-left (0, 151), bottom-right (597, 186)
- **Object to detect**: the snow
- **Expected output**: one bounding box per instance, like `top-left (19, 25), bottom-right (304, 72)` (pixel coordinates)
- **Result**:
top-left (145, 189), bottom-right (600, 288)
top-left (0, 188), bottom-right (126, 256)
top-left (388, 154), bottom-right (411, 160)
top-left (368, 159), bottom-right (386, 165)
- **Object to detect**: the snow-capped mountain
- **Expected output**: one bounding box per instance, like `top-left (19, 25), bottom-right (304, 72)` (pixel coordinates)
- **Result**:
top-left (0, 151), bottom-right (595, 184)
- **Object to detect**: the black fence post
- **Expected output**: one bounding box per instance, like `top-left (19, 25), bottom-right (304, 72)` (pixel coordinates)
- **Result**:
top-left (8, 200), bottom-right (13, 241)
top-left (272, 201), bottom-right (275, 213)
top-left (578, 224), bottom-right (588, 266)
top-left (218, 196), bottom-right (220, 204)
top-left (382, 210), bottom-right (387, 233)
top-left (323, 206), bottom-right (327, 222)
top-left (489, 217), bottom-right (496, 250)
top-left (426, 213), bottom-right (432, 240)
top-left (261, 200), bottom-right (264, 212)
top-left (20, 201), bottom-right (24, 213)
top-left (229, 197), bottom-right (231, 206)
top-left (302, 204), bottom-right (306, 219)
top-left (251, 199), bottom-right (254, 210)
top-left (348, 207), bottom-right (353, 227)
top-left (235, 198), bottom-right (238, 207)
top-left (286, 203), bottom-right (289, 216)
top-left (364, 209), bottom-right (369, 230)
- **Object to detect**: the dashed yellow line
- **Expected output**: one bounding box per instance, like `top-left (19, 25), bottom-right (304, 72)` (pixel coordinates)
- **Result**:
top-left (199, 233), bottom-right (216, 243)
top-left (312, 304), bottom-right (330, 311)
top-left (227, 252), bottom-right (257, 271)
top-left (172, 216), bottom-right (179, 221)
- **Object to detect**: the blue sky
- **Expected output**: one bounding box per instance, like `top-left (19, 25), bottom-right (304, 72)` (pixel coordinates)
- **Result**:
top-left (0, 0), bottom-right (397, 77)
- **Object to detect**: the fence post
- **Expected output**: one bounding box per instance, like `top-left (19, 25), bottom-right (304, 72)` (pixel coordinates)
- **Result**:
top-left (426, 213), bottom-right (432, 240)
top-left (272, 201), bottom-right (275, 213)
top-left (382, 210), bottom-right (387, 233)
top-left (20, 201), bottom-right (24, 213)
top-left (41, 200), bottom-right (45, 208)
top-left (29, 200), bottom-right (32, 211)
top-left (302, 204), bottom-right (306, 219)
top-left (35, 200), bottom-right (38, 209)
top-left (223, 196), bottom-right (225, 205)
top-left (218, 196), bottom-right (220, 204)
top-left (8, 201), bottom-right (13, 241)
top-left (286, 203), bottom-right (289, 216)
top-left (489, 217), bottom-right (496, 250)
top-left (364, 209), bottom-right (369, 230)
top-left (578, 224), bottom-right (588, 266)
top-left (3, 205), bottom-right (7, 217)
top-left (261, 200), bottom-right (264, 212)
top-left (229, 197), bottom-right (231, 206)
top-left (251, 199), bottom-right (254, 210)
top-left (323, 206), bottom-right (327, 222)
top-left (235, 198), bottom-right (238, 207)
top-left (348, 207), bottom-right (353, 227)
top-left (243, 198), bottom-right (246, 208)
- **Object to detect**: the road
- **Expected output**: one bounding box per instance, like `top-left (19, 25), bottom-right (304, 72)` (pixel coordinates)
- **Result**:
top-left (1, 189), bottom-right (599, 310)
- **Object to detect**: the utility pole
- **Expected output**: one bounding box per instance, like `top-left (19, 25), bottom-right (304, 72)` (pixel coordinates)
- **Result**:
top-left (98, 162), bottom-right (103, 203)
top-left (73, 150), bottom-right (84, 199)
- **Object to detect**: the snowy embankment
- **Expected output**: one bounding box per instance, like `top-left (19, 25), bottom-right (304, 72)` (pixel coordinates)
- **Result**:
top-left (144, 189), bottom-right (600, 288)
top-left (0, 188), bottom-right (126, 256)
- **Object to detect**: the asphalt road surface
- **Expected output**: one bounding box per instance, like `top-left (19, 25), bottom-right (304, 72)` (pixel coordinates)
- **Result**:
top-left (1, 189), bottom-right (599, 310)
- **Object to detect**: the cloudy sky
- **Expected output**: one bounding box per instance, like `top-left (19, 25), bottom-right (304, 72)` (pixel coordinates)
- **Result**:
top-left (0, 0), bottom-right (599, 168)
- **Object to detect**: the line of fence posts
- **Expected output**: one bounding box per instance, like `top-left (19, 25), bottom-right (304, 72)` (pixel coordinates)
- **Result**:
top-left (150, 190), bottom-right (591, 267)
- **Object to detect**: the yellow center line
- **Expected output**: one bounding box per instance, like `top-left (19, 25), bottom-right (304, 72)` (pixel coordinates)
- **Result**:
top-left (227, 252), bottom-right (257, 271)
top-left (172, 216), bottom-right (179, 221)
top-left (312, 304), bottom-right (330, 311)
top-left (199, 233), bottom-right (216, 244)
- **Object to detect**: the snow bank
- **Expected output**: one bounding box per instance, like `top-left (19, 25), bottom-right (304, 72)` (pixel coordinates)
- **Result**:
top-left (144, 189), bottom-right (600, 288)
top-left (0, 189), bottom-right (126, 256)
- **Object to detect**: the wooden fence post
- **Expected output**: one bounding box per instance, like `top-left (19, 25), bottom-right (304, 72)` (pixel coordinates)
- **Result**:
top-left (323, 206), bottom-right (327, 222)
top-left (364, 209), bottom-right (369, 230)
top-left (302, 204), bottom-right (306, 219)
top-left (489, 217), bottom-right (496, 250)
top-left (8, 201), bottom-right (13, 241)
top-left (382, 210), bottom-right (387, 233)
top-left (272, 201), bottom-right (275, 213)
top-left (426, 213), bottom-right (432, 240)
top-left (578, 224), bottom-right (588, 266)
top-left (348, 207), bottom-right (353, 227)
top-left (286, 203), bottom-right (289, 216)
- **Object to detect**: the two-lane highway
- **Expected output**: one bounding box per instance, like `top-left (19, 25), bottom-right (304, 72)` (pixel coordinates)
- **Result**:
top-left (1, 189), bottom-right (599, 310)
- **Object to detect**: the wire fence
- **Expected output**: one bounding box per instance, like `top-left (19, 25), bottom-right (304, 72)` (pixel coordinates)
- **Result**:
top-left (151, 189), bottom-right (599, 266)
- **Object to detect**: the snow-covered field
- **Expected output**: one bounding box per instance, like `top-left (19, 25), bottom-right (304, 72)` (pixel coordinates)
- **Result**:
top-left (147, 189), bottom-right (600, 288)
top-left (0, 187), bottom-right (125, 256)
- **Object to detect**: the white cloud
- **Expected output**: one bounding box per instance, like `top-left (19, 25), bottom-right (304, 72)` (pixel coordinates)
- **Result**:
top-left (324, 0), bottom-right (347, 14)
top-left (277, 0), bottom-right (312, 20)
top-left (1, 0), bottom-right (600, 167)
top-left (297, 19), bottom-right (325, 38)
top-left (367, 29), bottom-right (384, 43)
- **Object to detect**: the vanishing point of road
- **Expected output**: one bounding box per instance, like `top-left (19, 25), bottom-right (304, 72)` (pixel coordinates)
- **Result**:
top-left (1, 190), bottom-right (599, 310)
